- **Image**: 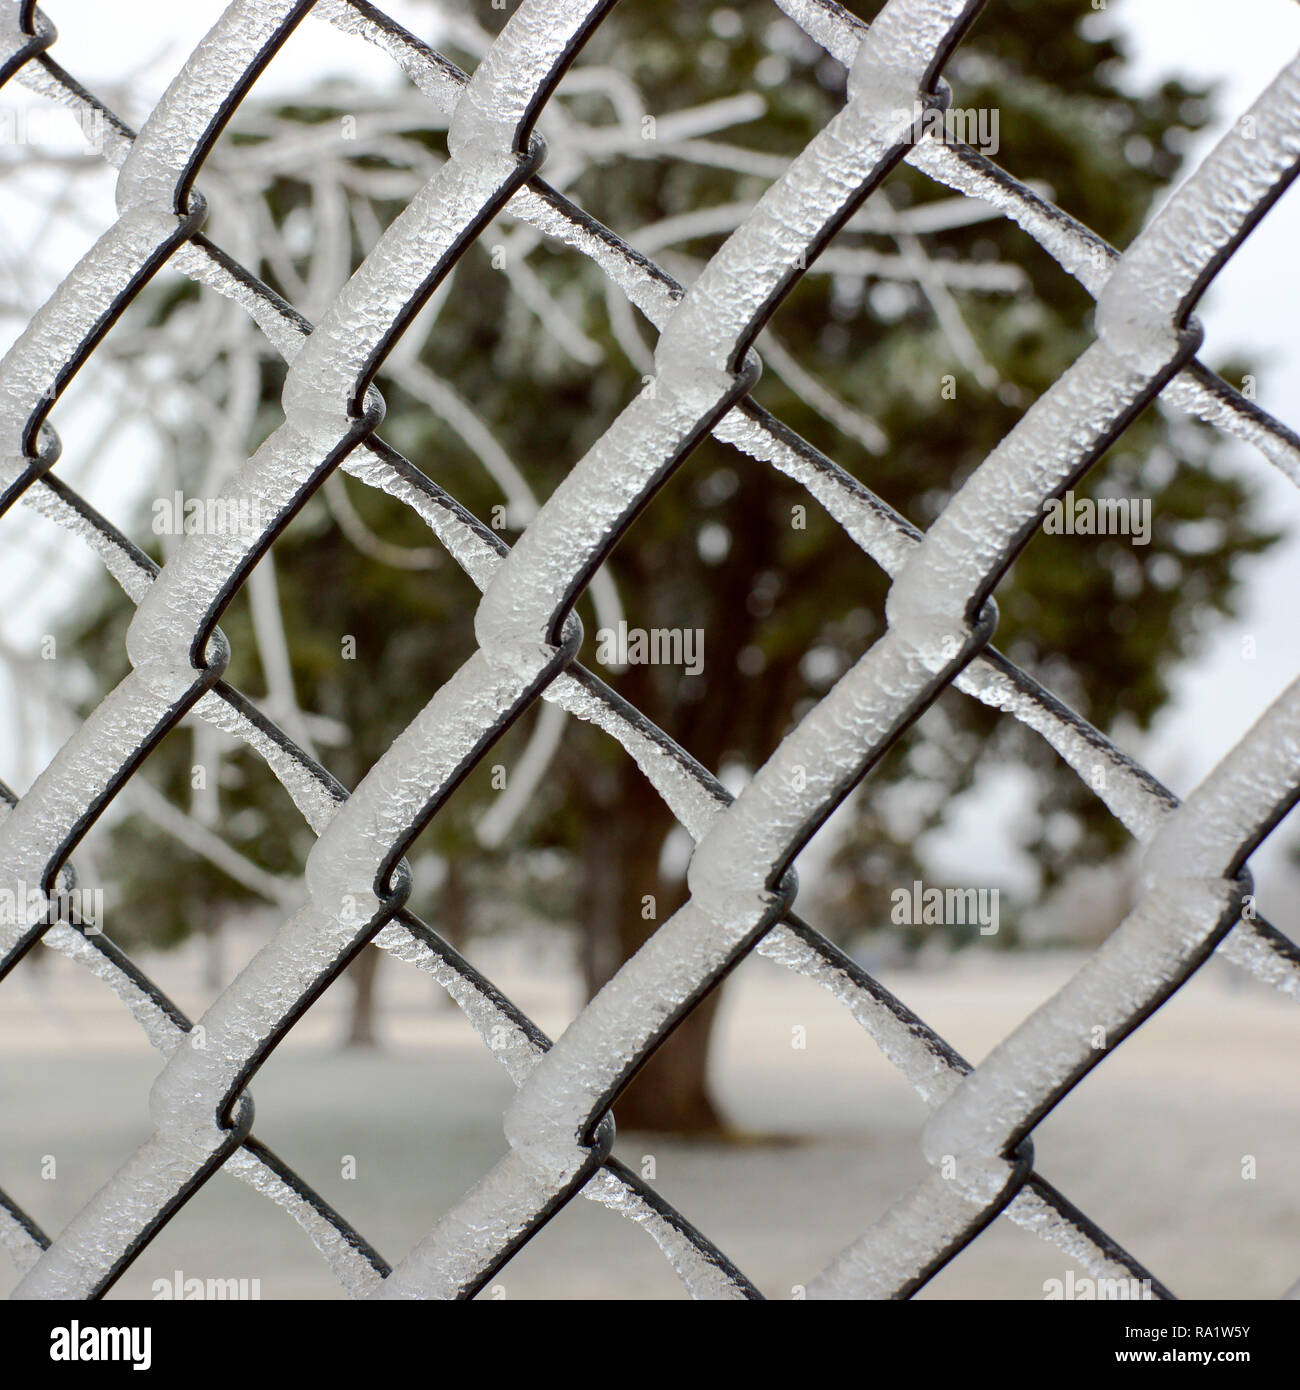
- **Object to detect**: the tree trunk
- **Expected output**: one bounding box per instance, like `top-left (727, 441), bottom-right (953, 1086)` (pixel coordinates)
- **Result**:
top-left (614, 987), bottom-right (725, 1135)
top-left (431, 855), bottom-right (467, 1010)
top-left (344, 943), bottom-right (380, 1047)
top-left (200, 919), bottom-right (223, 994)
top-left (580, 766), bottom-right (727, 1137)
top-left (441, 854), bottom-right (467, 952)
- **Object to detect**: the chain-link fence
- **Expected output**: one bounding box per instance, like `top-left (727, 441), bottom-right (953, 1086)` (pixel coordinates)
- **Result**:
top-left (1, 0), bottom-right (1298, 1300)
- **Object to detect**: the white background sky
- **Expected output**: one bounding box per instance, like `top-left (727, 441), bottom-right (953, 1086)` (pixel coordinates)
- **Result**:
top-left (2, 0), bottom-right (1299, 906)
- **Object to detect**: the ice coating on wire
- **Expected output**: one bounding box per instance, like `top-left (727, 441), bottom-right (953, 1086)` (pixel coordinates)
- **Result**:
top-left (7, 0), bottom-right (752, 1297)
top-left (0, 0), bottom-right (1298, 1303)
top-left (0, 0), bottom-right (312, 509)
top-left (11, 0), bottom-right (1295, 902)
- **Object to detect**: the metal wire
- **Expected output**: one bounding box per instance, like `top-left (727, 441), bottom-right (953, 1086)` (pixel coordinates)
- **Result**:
top-left (0, 0), bottom-right (1297, 1299)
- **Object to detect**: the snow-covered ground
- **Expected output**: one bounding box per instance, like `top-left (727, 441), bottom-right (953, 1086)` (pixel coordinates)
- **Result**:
top-left (1, 934), bottom-right (1295, 1299)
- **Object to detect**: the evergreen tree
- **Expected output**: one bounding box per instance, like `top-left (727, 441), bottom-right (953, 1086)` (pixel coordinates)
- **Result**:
top-left (67, 0), bottom-right (1275, 1133)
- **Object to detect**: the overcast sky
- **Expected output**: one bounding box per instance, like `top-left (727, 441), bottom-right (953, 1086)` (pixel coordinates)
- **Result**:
top-left (2, 0), bottom-right (1298, 900)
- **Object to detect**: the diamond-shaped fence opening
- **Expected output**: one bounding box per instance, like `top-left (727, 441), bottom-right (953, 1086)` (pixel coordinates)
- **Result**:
top-left (0, 0), bottom-right (1298, 1301)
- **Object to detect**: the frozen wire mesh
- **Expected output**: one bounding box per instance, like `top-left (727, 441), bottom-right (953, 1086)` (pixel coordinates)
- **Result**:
top-left (0, 0), bottom-right (1298, 1300)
